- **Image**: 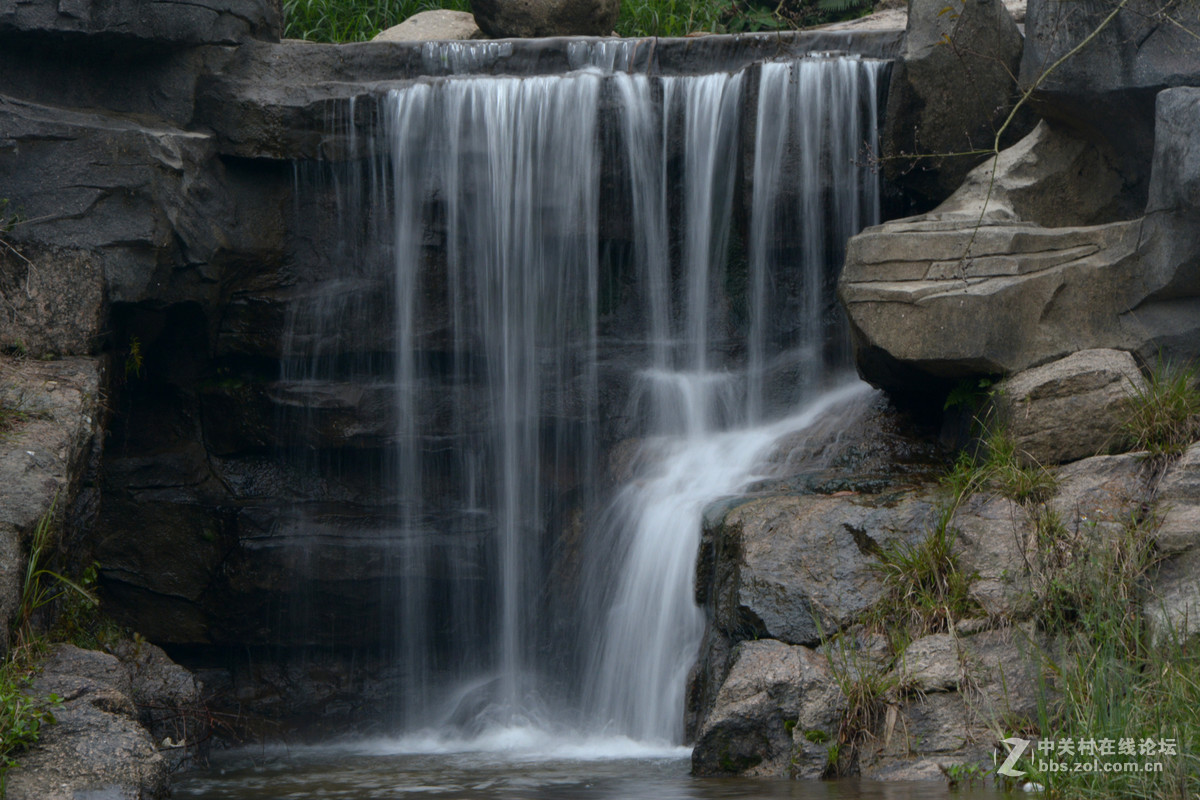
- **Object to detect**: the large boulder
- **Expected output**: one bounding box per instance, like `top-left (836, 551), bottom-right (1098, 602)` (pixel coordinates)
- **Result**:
top-left (698, 491), bottom-right (940, 647)
top-left (881, 0), bottom-right (1027, 209)
top-left (373, 10), bottom-right (484, 40)
top-left (1154, 443), bottom-right (1200, 555)
top-left (470, 0), bottom-right (619, 37)
top-left (1019, 0), bottom-right (1200, 209)
top-left (691, 640), bottom-right (844, 778)
top-left (5, 646), bottom-right (169, 800)
top-left (840, 90), bottom-right (1200, 397)
top-left (0, 357), bottom-right (103, 652)
top-left (990, 349), bottom-right (1146, 465)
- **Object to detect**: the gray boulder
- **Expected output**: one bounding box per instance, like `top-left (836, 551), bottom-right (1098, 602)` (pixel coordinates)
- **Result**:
top-left (1050, 453), bottom-right (1150, 543)
top-left (373, 10), bottom-right (484, 40)
top-left (952, 492), bottom-right (1035, 618)
top-left (5, 646), bottom-right (169, 800)
top-left (990, 349), bottom-right (1146, 465)
top-left (1155, 443), bottom-right (1200, 555)
top-left (841, 89), bottom-right (1200, 396)
top-left (881, 0), bottom-right (1027, 209)
top-left (471, 0), bottom-right (619, 38)
top-left (699, 491), bottom-right (939, 647)
top-left (691, 640), bottom-right (844, 777)
top-left (0, 357), bottom-right (103, 651)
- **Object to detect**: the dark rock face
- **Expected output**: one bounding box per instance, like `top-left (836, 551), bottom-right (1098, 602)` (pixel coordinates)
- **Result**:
top-left (882, 0), bottom-right (1027, 210)
top-left (0, 0), bottom-right (281, 45)
top-left (1019, 0), bottom-right (1200, 208)
top-left (471, 0), bottom-right (619, 37)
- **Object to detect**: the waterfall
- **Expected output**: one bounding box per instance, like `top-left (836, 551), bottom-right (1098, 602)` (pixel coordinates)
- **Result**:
top-left (288, 50), bottom-right (886, 742)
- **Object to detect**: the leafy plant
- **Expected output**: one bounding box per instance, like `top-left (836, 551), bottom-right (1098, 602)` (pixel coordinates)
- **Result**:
top-left (0, 659), bottom-right (60, 794)
top-left (1123, 359), bottom-right (1200, 459)
top-left (17, 498), bottom-right (99, 650)
top-left (283, 0), bottom-right (470, 41)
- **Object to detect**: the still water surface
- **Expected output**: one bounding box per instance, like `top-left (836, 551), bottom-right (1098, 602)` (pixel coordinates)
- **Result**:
top-left (173, 733), bottom-right (1012, 800)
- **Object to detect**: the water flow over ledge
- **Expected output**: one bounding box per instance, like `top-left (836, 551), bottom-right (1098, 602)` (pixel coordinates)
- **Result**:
top-left (280, 51), bottom-right (886, 743)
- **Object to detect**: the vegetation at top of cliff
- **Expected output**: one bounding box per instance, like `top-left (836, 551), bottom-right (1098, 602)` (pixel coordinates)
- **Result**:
top-left (282, 0), bottom-right (875, 41)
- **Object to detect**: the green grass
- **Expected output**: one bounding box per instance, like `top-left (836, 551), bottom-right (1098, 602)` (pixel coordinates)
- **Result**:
top-left (283, 0), bottom-right (470, 41)
top-left (1123, 359), bottom-right (1200, 460)
top-left (282, 0), bottom-right (875, 42)
top-left (867, 509), bottom-right (981, 638)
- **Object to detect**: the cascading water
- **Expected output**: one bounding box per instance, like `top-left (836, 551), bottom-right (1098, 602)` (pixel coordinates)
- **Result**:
top-left (284, 48), bottom-right (885, 744)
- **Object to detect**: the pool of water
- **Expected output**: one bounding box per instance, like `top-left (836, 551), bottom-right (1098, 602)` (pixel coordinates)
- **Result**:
top-left (173, 734), bottom-right (1011, 800)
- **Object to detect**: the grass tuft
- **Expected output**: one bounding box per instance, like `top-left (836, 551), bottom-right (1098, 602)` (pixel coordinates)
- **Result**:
top-left (1123, 359), bottom-right (1200, 460)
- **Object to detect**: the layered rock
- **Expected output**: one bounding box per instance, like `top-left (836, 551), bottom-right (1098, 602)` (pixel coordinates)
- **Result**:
top-left (841, 88), bottom-right (1200, 396)
top-left (0, 0), bottom-right (280, 45)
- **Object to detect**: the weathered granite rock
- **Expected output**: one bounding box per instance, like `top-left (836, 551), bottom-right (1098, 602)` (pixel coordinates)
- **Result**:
top-left (931, 121), bottom-right (1127, 228)
top-left (952, 492), bottom-right (1035, 618)
top-left (0, 357), bottom-right (104, 651)
top-left (0, 0), bottom-right (281, 45)
top-left (841, 90), bottom-right (1200, 396)
top-left (1050, 453), bottom-right (1149, 544)
top-left (882, 0), bottom-right (1027, 209)
top-left (691, 640), bottom-right (844, 777)
top-left (5, 645), bottom-right (169, 800)
top-left (1019, 0), bottom-right (1200, 207)
top-left (891, 633), bottom-right (960, 692)
top-left (373, 10), bottom-right (484, 40)
top-left (699, 491), bottom-right (940, 647)
top-left (991, 349), bottom-right (1146, 465)
top-left (1146, 547), bottom-right (1200, 648)
top-left (471, 0), bottom-right (619, 38)
top-left (1155, 443), bottom-right (1200, 555)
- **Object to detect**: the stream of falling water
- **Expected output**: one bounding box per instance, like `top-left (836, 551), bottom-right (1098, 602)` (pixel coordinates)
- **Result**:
top-left (240, 46), bottom-right (888, 773)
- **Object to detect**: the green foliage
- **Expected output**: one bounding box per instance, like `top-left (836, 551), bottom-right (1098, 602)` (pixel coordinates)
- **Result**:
top-left (614, 0), bottom-right (732, 37)
top-left (281, 0), bottom-right (877, 42)
top-left (124, 337), bottom-right (143, 380)
top-left (1007, 514), bottom-right (1200, 798)
top-left (17, 498), bottom-right (99, 651)
top-left (939, 760), bottom-right (986, 788)
top-left (283, 0), bottom-right (470, 42)
top-left (1123, 359), bottom-right (1200, 459)
top-left (942, 428), bottom-right (1056, 505)
top-left (0, 658), bottom-right (60, 794)
top-left (825, 636), bottom-right (896, 777)
top-left (867, 509), bottom-right (981, 637)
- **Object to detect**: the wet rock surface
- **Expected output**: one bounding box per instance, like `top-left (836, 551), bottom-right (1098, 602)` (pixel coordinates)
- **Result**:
top-left (471, 0), bottom-right (619, 37)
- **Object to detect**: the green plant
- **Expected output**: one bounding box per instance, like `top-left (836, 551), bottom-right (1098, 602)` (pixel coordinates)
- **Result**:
top-left (1123, 359), bottom-right (1200, 459)
top-left (866, 510), bottom-right (981, 637)
top-left (124, 337), bottom-right (143, 380)
top-left (824, 633), bottom-right (898, 776)
top-left (0, 658), bottom-right (60, 794)
top-left (939, 760), bottom-right (986, 788)
top-left (18, 498), bottom-right (99, 650)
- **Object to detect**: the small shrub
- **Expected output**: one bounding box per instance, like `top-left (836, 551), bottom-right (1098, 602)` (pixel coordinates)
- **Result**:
top-left (1123, 359), bottom-right (1200, 459)
top-left (17, 498), bottom-right (98, 650)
